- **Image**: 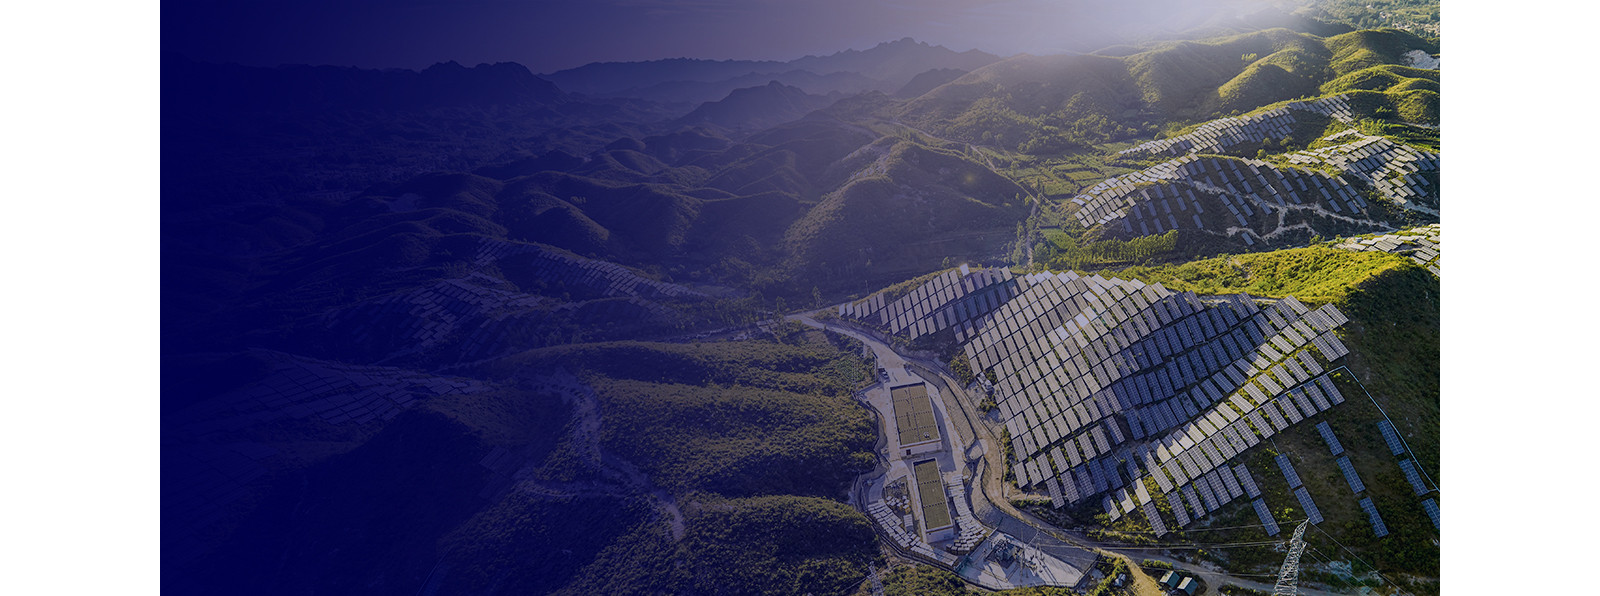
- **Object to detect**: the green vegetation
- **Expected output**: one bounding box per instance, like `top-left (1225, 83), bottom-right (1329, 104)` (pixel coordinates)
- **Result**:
top-left (1084, 558), bottom-right (1131, 596)
top-left (1321, 64), bottom-right (1437, 95)
top-left (1093, 253), bottom-right (1438, 585)
top-left (782, 141), bottom-right (1029, 293)
top-left (1310, 0), bottom-right (1439, 38)
top-left (1219, 584), bottom-right (1272, 596)
top-left (679, 494), bottom-right (880, 596)
top-left (431, 329), bottom-right (889, 595)
top-left (1325, 29), bottom-right (1437, 76)
top-left (1038, 228), bottom-right (1179, 271)
top-left (949, 351), bottom-right (974, 385)
top-left (868, 564), bottom-right (971, 596)
top-left (1095, 246), bottom-right (1411, 305)
top-left (1141, 558), bottom-right (1174, 570)
top-left (485, 338), bottom-right (878, 497)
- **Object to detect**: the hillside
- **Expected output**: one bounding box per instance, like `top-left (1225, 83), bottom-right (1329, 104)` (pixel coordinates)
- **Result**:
top-left (546, 37), bottom-right (1002, 103)
top-left (900, 27), bottom-right (1437, 153)
top-left (167, 328), bottom-right (881, 595)
top-left (162, 20), bottom-right (1443, 596)
top-left (676, 81), bottom-right (840, 131)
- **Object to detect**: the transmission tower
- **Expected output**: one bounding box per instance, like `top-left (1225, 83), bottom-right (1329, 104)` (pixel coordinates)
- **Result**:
top-left (867, 563), bottom-right (885, 596)
top-left (1273, 520), bottom-right (1311, 595)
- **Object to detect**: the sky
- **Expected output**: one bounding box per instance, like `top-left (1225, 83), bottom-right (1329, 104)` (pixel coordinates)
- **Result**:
top-left (163, 0), bottom-right (1296, 73)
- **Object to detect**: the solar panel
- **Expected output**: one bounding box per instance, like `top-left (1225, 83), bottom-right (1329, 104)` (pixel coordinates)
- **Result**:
top-left (1046, 476), bottom-right (1065, 508)
top-left (1263, 402), bottom-right (1290, 430)
top-left (1377, 420), bottom-right (1405, 455)
top-left (1336, 456), bottom-right (1366, 493)
top-left (1181, 484), bottom-right (1204, 517)
top-left (1072, 467), bottom-right (1093, 497)
top-left (1232, 421), bottom-right (1260, 447)
top-left (1165, 459), bottom-right (1189, 485)
top-left (1143, 500), bottom-right (1169, 537)
top-left (1252, 498), bottom-right (1281, 536)
top-left (1304, 381), bottom-right (1331, 411)
top-left (1257, 373), bottom-right (1282, 396)
top-left (1276, 454), bottom-right (1303, 489)
top-left (1234, 464), bottom-right (1260, 498)
top-left (1291, 388), bottom-right (1318, 415)
top-left (1359, 497), bottom-right (1388, 538)
top-left (1317, 376), bottom-right (1345, 404)
top-left (1218, 464), bottom-right (1244, 499)
top-left (1294, 487), bottom-right (1323, 524)
top-left (1399, 459), bottom-right (1430, 495)
top-left (1316, 421), bottom-right (1344, 456)
top-left (1169, 491), bottom-right (1191, 526)
top-left (1247, 410), bottom-right (1274, 438)
top-left (1194, 475), bottom-right (1220, 512)
top-left (1104, 495), bottom-right (1123, 522)
top-left (1421, 498), bottom-right (1439, 530)
top-left (1200, 440), bottom-right (1225, 470)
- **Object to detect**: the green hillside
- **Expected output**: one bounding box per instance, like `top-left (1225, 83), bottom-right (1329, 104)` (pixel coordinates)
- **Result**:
top-left (783, 140), bottom-right (1029, 290)
top-left (171, 327), bottom-right (882, 595)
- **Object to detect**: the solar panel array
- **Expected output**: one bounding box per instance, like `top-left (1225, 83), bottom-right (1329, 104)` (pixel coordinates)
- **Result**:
top-left (1284, 132), bottom-right (1440, 212)
top-left (846, 264), bottom-right (1361, 533)
top-left (1359, 497), bottom-right (1389, 538)
top-left (1377, 420), bottom-right (1406, 456)
top-left (1421, 498), bottom-right (1440, 530)
top-left (973, 282), bottom-right (1351, 511)
top-left (1336, 456), bottom-right (1366, 494)
top-left (1316, 421), bottom-right (1344, 456)
top-left (1335, 224), bottom-right (1441, 275)
top-left (840, 265), bottom-right (1019, 341)
top-left (1119, 96), bottom-right (1355, 157)
top-left (1294, 487), bottom-right (1323, 525)
top-left (1252, 498), bottom-right (1281, 536)
top-left (1070, 153), bottom-right (1382, 240)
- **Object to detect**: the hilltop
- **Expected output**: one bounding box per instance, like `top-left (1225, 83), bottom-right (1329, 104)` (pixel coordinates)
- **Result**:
top-left (544, 37), bottom-right (1002, 104)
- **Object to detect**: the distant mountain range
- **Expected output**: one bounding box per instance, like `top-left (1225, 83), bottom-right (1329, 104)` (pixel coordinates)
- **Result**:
top-left (165, 56), bottom-right (569, 112)
top-left (543, 37), bottom-right (1003, 104)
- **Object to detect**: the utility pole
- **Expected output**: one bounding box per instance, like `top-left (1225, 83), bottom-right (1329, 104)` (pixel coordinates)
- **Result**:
top-left (1273, 520), bottom-right (1311, 595)
top-left (867, 563), bottom-right (885, 596)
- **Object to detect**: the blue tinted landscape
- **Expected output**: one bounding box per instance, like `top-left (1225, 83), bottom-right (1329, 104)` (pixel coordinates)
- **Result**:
top-left (162, 1), bottom-right (1440, 594)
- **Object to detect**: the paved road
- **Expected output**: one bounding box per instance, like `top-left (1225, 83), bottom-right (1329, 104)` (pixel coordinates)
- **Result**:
top-left (794, 312), bottom-right (1353, 596)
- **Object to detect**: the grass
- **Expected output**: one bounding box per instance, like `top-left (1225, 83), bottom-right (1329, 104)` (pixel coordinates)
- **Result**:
top-left (1092, 246), bottom-right (1412, 305)
top-left (1037, 228), bottom-right (1179, 272)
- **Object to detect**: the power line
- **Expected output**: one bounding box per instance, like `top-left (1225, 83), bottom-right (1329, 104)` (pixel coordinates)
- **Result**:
top-left (1272, 520), bottom-right (1309, 595)
top-left (1307, 522), bottom-right (1416, 596)
top-left (1329, 365), bottom-right (1438, 491)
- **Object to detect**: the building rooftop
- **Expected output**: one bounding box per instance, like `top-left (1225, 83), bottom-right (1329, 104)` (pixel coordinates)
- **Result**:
top-left (914, 459), bottom-right (954, 532)
top-left (891, 383), bottom-right (942, 449)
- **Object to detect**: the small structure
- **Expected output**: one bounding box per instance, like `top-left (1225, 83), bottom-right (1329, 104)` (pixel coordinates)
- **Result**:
top-left (1176, 576), bottom-right (1198, 595)
top-left (1159, 570), bottom-right (1182, 589)
top-left (913, 459), bottom-right (955, 542)
top-left (891, 382), bottom-right (943, 456)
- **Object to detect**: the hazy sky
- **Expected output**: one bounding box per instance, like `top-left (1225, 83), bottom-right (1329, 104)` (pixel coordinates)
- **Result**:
top-left (165, 0), bottom-right (1291, 73)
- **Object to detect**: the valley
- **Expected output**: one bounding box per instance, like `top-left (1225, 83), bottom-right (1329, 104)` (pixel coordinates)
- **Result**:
top-left (162, 3), bottom-right (1441, 594)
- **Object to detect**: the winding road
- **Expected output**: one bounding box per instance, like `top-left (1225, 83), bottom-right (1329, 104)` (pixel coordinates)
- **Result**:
top-left (791, 312), bottom-right (1352, 596)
